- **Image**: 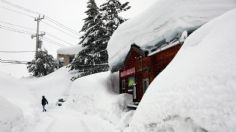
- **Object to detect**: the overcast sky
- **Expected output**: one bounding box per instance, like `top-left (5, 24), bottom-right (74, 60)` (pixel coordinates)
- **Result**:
top-left (0, 0), bottom-right (157, 77)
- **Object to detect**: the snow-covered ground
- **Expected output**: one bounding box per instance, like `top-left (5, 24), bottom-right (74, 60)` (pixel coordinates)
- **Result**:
top-left (0, 96), bottom-right (23, 132)
top-left (125, 9), bottom-right (236, 132)
top-left (0, 68), bottom-right (133, 132)
top-left (108, 0), bottom-right (236, 70)
top-left (1, 0), bottom-right (236, 132)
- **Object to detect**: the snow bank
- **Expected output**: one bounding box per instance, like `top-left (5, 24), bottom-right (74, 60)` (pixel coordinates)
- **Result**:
top-left (0, 73), bottom-right (25, 132)
top-left (0, 97), bottom-right (23, 132)
top-left (107, 0), bottom-right (236, 70)
top-left (22, 67), bottom-right (74, 110)
top-left (127, 9), bottom-right (236, 132)
top-left (57, 45), bottom-right (83, 55)
top-left (0, 67), bottom-right (133, 131)
top-left (0, 72), bottom-right (35, 115)
top-left (66, 71), bottom-right (132, 125)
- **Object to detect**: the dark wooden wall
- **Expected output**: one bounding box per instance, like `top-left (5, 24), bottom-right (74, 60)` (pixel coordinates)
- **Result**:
top-left (120, 44), bottom-right (182, 102)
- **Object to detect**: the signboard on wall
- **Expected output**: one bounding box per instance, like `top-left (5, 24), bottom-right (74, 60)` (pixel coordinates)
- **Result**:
top-left (120, 67), bottom-right (135, 77)
top-left (128, 77), bottom-right (135, 87)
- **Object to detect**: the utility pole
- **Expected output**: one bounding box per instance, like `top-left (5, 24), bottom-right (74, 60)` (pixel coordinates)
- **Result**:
top-left (31, 15), bottom-right (45, 59)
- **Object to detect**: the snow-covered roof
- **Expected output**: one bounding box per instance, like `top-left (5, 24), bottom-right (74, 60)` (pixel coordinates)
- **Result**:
top-left (128, 8), bottom-right (236, 132)
top-left (147, 40), bottom-right (182, 57)
top-left (107, 0), bottom-right (236, 71)
top-left (57, 45), bottom-right (83, 55)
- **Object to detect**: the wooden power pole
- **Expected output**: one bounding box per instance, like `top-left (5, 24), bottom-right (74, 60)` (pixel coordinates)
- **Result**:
top-left (31, 15), bottom-right (45, 59)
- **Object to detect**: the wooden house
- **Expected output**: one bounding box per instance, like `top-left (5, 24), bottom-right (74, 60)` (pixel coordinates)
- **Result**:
top-left (119, 42), bottom-right (182, 105)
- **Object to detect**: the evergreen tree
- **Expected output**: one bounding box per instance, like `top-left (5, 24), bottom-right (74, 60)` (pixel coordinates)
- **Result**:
top-left (70, 0), bottom-right (109, 78)
top-left (99, 0), bottom-right (130, 39)
top-left (27, 50), bottom-right (58, 77)
top-left (70, 0), bottom-right (130, 79)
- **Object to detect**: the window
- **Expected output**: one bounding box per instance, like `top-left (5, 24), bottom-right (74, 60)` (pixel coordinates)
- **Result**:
top-left (143, 78), bottom-right (149, 92)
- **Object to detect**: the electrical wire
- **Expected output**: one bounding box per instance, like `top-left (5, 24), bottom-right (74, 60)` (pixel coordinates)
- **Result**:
top-left (45, 16), bottom-right (79, 35)
top-left (0, 58), bottom-right (30, 64)
top-left (46, 32), bottom-right (75, 46)
top-left (0, 50), bottom-right (35, 53)
top-left (0, 23), bottom-right (75, 47)
top-left (0, 0), bottom-right (39, 15)
top-left (43, 37), bottom-right (69, 47)
top-left (42, 21), bottom-right (79, 39)
top-left (0, 24), bottom-right (33, 35)
top-left (0, 0), bottom-right (80, 37)
top-left (0, 6), bottom-right (34, 18)
top-left (0, 20), bottom-right (35, 31)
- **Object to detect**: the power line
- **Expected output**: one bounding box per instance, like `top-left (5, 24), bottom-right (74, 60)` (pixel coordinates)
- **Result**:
top-left (42, 21), bottom-right (79, 39)
top-left (43, 37), bottom-right (69, 47)
top-left (0, 58), bottom-right (30, 64)
top-left (45, 16), bottom-right (79, 35)
top-left (0, 21), bottom-right (77, 46)
top-left (0, 24), bottom-right (33, 35)
top-left (46, 32), bottom-right (75, 46)
top-left (0, 20), bottom-right (35, 31)
top-left (0, 23), bottom-right (76, 47)
top-left (0, 0), bottom-right (80, 37)
top-left (0, 0), bottom-right (39, 15)
top-left (0, 0), bottom-right (81, 51)
top-left (0, 6), bottom-right (34, 18)
top-left (0, 61), bottom-right (28, 64)
top-left (0, 50), bottom-right (35, 53)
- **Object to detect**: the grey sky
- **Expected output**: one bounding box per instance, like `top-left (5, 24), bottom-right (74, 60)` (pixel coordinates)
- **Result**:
top-left (0, 0), bottom-right (157, 77)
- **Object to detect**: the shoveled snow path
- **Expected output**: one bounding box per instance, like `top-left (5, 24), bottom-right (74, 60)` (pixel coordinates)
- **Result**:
top-left (22, 89), bottom-right (119, 131)
top-left (25, 108), bottom-right (118, 132)
top-left (0, 69), bottom-right (129, 132)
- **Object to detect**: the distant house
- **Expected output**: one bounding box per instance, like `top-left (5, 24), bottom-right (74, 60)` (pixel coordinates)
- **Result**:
top-left (57, 45), bottom-right (82, 66)
top-left (117, 41), bottom-right (183, 107)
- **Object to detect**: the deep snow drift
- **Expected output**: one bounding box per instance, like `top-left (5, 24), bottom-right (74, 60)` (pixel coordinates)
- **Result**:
top-left (0, 72), bottom-right (28, 132)
top-left (126, 9), bottom-right (236, 132)
top-left (0, 68), bottom-right (133, 132)
top-left (0, 96), bottom-right (23, 132)
top-left (107, 0), bottom-right (236, 70)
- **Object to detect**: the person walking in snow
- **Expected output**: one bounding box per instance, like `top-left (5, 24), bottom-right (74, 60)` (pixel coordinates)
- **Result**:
top-left (41, 96), bottom-right (48, 112)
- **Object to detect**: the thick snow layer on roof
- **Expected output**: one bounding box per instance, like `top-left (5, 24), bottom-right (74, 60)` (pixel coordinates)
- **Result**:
top-left (107, 0), bottom-right (236, 70)
top-left (126, 9), bottom-right (236, 132)
top-left (57, 45), bottom-right (83, 55)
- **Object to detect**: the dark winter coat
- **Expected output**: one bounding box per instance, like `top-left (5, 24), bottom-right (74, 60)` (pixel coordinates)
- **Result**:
top-left (41, 97), bottom-right (48, 106)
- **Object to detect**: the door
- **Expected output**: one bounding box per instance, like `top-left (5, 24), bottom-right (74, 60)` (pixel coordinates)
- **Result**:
top-left (121, 79), bottom-right (126, 93)
top-left (143, 78), bottom-right (149, 93)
